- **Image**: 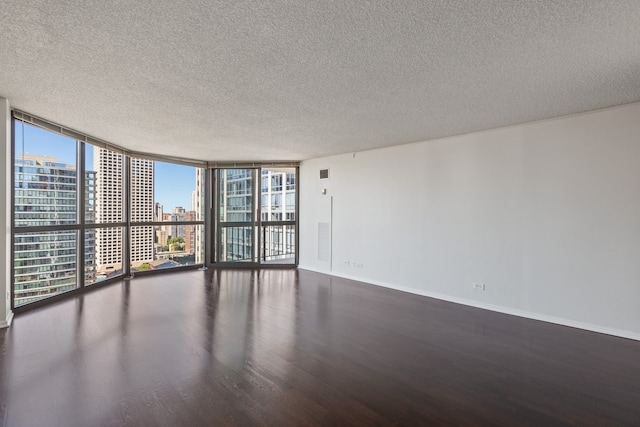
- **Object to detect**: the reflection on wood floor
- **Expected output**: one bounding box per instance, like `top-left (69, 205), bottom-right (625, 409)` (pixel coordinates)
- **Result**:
top-left (1, 269), bottom-right (639, 426)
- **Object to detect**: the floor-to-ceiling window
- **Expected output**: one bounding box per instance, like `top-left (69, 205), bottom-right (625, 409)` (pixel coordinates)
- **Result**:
top-left (86, 144), bottom-right (126, 284)
top-left (260, 167), bottom-right (297, 264)
top-left (11, 114), bottom-right (207, 309)
top-left (212, 166), bottom-right (298, 265)
top-left (216, 168), bottom-right (257, 262)
top-left (10, 112), bottom-right (297, 309)
top-left (13, 121), bottom-right (83, 306)
top-left (130, 158), bottom-right (205, 272)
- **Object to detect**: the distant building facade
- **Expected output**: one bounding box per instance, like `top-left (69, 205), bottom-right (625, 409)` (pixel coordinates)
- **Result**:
top-left (13, 155), bottom-right (95, 306)
top-left (94, 149), bottom-right (154, 269)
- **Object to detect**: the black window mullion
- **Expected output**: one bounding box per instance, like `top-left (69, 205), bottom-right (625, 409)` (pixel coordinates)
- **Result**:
top-left (78, 140), bottom-right (85, 289)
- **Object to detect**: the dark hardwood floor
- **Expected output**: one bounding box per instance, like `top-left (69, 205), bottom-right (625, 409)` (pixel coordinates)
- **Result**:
top-left (1, 269), bottom-right (639, 426)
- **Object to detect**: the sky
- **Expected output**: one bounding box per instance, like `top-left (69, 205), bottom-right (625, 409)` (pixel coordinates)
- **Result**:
top-left (14, 121), bottom-right (197, 211)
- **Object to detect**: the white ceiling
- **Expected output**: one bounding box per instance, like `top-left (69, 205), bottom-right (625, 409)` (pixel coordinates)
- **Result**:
top-left (1, 1), bottom-right (639, 162)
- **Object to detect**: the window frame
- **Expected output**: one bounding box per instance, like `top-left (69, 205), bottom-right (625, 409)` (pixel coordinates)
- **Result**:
top-left (10, 110), bottom-right (300, 310)
top-left (10, 114), bottom-right (209, 310)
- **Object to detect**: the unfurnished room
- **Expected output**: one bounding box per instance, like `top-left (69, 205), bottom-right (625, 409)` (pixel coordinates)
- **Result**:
top-left (1, 1), bottom-right (640, 426)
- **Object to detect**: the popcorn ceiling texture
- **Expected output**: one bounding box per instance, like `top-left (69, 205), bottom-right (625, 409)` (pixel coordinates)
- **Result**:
top-left (1, 1), bottom-right (639, 161)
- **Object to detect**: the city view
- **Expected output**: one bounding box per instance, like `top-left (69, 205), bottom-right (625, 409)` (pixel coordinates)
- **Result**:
top-left (12, 121), bottom-right (296, 307)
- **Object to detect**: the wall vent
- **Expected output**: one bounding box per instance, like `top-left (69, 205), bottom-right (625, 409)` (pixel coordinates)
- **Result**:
top-left (319, 169), bottom-right (329, 180)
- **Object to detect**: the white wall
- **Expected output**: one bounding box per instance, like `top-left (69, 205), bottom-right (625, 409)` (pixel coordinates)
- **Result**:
top-left (0, 97), bottom-right (13, 327)
top-left (300, 102), bottom-right (640, 340)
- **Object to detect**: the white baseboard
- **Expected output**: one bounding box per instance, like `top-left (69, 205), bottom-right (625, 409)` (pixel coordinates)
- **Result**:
top-left (0, 311), bottom-right (13, 329)
top-left (298, 266), bottom-right (640, 342)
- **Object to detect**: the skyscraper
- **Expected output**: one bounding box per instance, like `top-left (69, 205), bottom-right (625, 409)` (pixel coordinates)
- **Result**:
top-left (172, 206), bottom-right (186, 240)
top-left (154, 202), bottom-right (163, 222)
top-left (13, 154), bottom-right (95, 305)
top-left (130, 157), bottom-right (154, 264)
top-left (94, 149), bottom-right (154, 271)
top-left (85, 168), bottom-right (97, 284)
top-left (184, 210), bottom-right (196, 255)
top-left (93, 148), bottom-right (123, 272)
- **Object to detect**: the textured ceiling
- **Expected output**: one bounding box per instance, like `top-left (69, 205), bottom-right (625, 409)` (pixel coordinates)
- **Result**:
top-left (1, 1), bottom-right (639, 161)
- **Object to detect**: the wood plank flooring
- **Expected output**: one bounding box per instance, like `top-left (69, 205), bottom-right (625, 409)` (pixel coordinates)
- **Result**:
top-left (1, 269), bottom-right (639, 426)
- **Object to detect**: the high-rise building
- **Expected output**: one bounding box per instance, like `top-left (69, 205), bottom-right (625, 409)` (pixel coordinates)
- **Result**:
top-left (161, 212), bottom-right (179, 239)
top-left (155, 229), bottom-right (168, 248)
top-left (172, 206), bottom-right (186, 240)
top-left (260, 169), bottom-right (296, 262)
top-left (93, 148), bottom-right (123, 271)
top-left (129, 157), bottom-right (154, 264)
top-left (13, 155), bottom-right (96, 306)
top-left (260, 169), bottom-right (296, 222)
top-left (154, 202), bottom-right (163, 222)
top-left (85, 169), bottom-right (97, 284)
top-left (184, 210), bottom-right (196, 254)
top-left (94, 149), bottom-right (154, 270)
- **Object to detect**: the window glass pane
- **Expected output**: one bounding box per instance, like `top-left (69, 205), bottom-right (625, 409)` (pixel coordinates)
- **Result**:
top-left (130, 157), bottom-right (154, 222)
top-left (195, 168), bottom-right (205, 223)
top-left (195, 224), bottom-right (205, 265)
top-left (154, 224), bottom-right (203, 267)
top-left (257, 167), bottom-right (296, 265)
top-left (219, 169), bottom-right (253, 223)
top-left (130, 225), bottom-right (155, 271)
top-left (85, 228), bottom-right (96, 284)
top-left (12, 119), bottom-right (207, 308)
top-left (87, 145), bottom-right (124, 224)
top-left (220, 226), bottom-right (254, 261)
top-left (131, 160), bottom-right (204, 223)
top-left (132, 225), bottom-right (200, 272)
top-left (260, 224), bottom-right (296, 264)
top-left (14, 230), bottom-right (78, 307)
top-left (86, 227), bottom-right (124, 285)
top-left (131, 158), bottom-right (204, 270)
top-left (14, 122), bottom-right (77, 227)
top-left (261, 168), bottom-right (296, 222)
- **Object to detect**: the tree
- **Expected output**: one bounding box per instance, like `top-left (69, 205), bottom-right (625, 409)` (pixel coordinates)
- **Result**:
top-left (167, 237), bottom-right (185, 251)
top-left (136, 263), bottom-right (151, 271)
top-left (167, 237), bottom-right (184, 245)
